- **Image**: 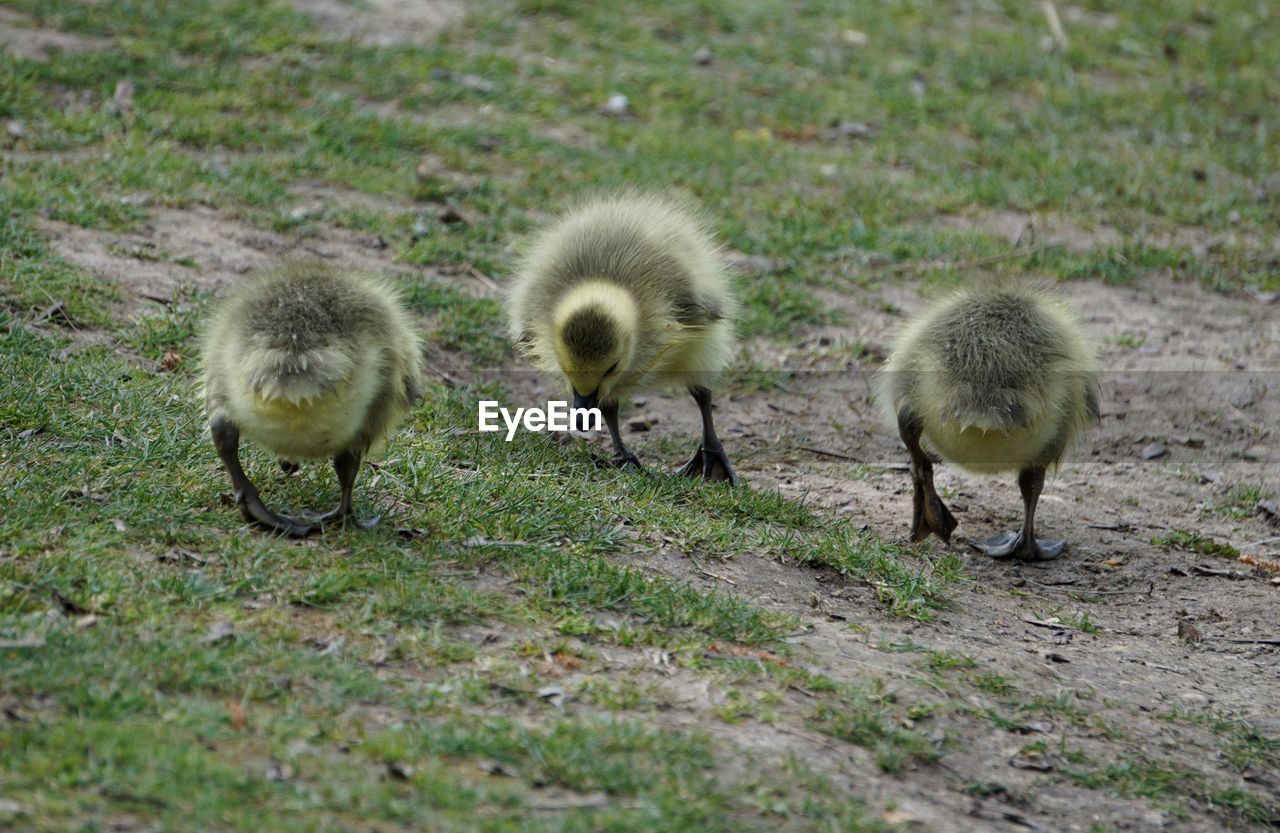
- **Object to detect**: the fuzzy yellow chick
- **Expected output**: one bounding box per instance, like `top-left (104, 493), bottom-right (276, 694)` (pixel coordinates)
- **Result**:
top-left (202, 261), bottom-right (423, 536)
top-left (878, 283), bottom-right (1099, 560)
top-left (507, 192), bottom-right (739, 482)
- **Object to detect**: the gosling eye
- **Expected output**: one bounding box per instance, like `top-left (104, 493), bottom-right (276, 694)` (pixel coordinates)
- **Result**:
top-left (604, 361), bottom-right (620, 377)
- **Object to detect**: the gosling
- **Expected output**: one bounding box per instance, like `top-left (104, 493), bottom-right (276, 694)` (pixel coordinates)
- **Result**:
top-left (202, 261), bottom-right (424, 537)
top-left (877, 283), bottom-right (1099, 560)
top-left (507, 192), bottom-right (739, 482)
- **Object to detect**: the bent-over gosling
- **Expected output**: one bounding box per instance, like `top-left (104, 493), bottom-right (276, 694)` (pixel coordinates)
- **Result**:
top-left (202, 261), bottom-right (423, 536)
top-left (877, 283), bottom-right (1099, 560)
top-left (507, 192), bottom-right (739, 482)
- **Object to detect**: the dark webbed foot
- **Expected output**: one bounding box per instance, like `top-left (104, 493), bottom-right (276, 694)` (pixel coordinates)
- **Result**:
top-left (680, 386), bottom-right (737, 485)
top-left (975, 467), bottom-right (1063, 561)
top-left (300, 506), bottom-right (381, 530)
top-left (295, 448), bottom-right (381, 532)
top-left (973, 530), bottom-right (1066, 561)
top-left (598, 401), bottom-right (642, 472)
top-left (212, 415), bottom-right (313, 538)
top-left (676, 446), bottom-right (736, 484)
top-left (912, 486), bottom-right (958, 544)
top-left (612, 451), bottom-right (643, 470)
top-left (279, 460), bottom-right (300, 475)
top-left (898, 407), bottom-right (956, 544)
top-left (238, 493), bottom-right (314, 538)
top-left (588, 451), bottom-right (642, 471)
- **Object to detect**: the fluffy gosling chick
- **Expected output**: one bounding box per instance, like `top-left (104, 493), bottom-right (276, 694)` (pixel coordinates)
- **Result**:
top-left (877, 283), bottom-right (1099, 560)
top-left (507, 193), bottom-right (739, 482)
top-left (202, 261), bottom-right (424, 537)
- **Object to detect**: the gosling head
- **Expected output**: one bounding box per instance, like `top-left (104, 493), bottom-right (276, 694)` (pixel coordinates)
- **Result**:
top-left (550, 281), bottom-right (639, 410)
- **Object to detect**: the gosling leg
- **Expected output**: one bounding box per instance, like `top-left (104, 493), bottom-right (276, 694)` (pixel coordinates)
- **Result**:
top-left (303, 449), bottom-right (380, 529)
top-left (601, 400), bottom-right (642, 470)
top-left (210, 416), bottom-right (312, 538)
top-left (897, 407), bottom-right (957, 544)
top-left (279, 460), bottom-right (299, 475)
top-left (677, 385), bottom-right (736, 484)
top-left (974, 467), bottom-right (1065, 560)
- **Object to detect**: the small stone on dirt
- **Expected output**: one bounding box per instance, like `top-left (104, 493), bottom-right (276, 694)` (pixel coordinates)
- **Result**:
top-left (112, 80), bottom-right (135, 113)
top-left (841, 29), bottom-right (869, 47)
top-left (537, 686), bottom-right (565, 708)
top-left (6, 120), bottom-right (26, 138)
top-left (1009, 754), bottom-right (1054, 771)
top-left (437, 203), bottom-right (469, 225)
top-left (200, 620), bottom-right (236, 645)
top-left (1227, 378), bottom-right (1265, 409)
top-left (384, 761), bottom-right (413, 781)
top-left (1192, 466), bottom-right (1221, 484)
top-left (824, 120), bottom-right (876, 141)
top-left (602, 93), bottom-right (630, 116)
top-left (1179, 691), bottom-right (1209, 707)
top-left (266, 761), bottom-right (294, 782)
top-left (692, 46), bottom-right (713, 65)
top-left (1140, 442), bottom-right (1168, 460)
top-left (478, 760), bottom-right (517, 777)
top-left (32, 301), bottom-right (71, 326)
top-left (457, 73), bottom-right (496, 93)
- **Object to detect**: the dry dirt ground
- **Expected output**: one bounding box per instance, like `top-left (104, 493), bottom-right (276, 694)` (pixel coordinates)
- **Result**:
top-left (37, 193), bottom-right (1280, 832)
top-left (288, 0), bottom-right (467, 47)
top-left (0, 6), bottom-right (110, 62)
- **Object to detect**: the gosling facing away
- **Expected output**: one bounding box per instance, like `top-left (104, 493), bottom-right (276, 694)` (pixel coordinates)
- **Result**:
top-left (202, 262), bottom-right (424, 537)
top-left (507, 192), bottom-right (739, 482)
top-left (877, 284), bottom-right (1099, 560)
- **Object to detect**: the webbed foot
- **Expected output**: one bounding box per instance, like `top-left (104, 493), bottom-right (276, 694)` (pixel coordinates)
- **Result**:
top-left (235, 491), bottom-right (313, 538)
top-left (972, 530), bottom-right (1065, 561)
top-left (612, 451), bottom-right (644, 470)
top-left (677, 445), bottom-right (736, 484)
top-left (300, 506), bottom-right (381, 530)
top-left (911, 487), bottom-right (958, 544)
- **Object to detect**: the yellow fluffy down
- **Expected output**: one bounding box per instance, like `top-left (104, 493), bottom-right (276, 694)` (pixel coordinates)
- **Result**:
top-left (202, 264), bottom-right (423, 462)
top-left (506, 191), bottom-right (737, 400)
top-left (877, 283), bottom-right (1099, 473)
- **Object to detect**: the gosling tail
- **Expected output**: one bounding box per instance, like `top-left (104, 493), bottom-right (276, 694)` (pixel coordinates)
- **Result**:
top-left (241, 342), bottom-right (357, 406)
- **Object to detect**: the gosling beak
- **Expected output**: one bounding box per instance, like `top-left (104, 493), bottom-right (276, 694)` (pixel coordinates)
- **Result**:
top-left (573, 390), bottom-right (599, 412)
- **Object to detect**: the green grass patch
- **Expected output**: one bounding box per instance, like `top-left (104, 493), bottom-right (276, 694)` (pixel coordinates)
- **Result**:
top-left (1208, 483), bottom-right (1274, 521)
top-left (1151, 529), bottom-right (1240, 558)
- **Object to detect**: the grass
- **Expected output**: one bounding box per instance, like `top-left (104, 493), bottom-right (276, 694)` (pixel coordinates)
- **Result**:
top-left (0, 286), bottom-right (940, 828)
top-left (1209, 483), bottom-right (1274, 521)
top-left (1063, 756), bottom-right (1279, 827)
top-left (1151, 528), bottom-right (1241, 558)
top-left (3, 0), bottom-right (1279, 830)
